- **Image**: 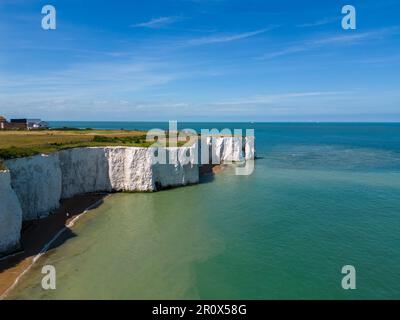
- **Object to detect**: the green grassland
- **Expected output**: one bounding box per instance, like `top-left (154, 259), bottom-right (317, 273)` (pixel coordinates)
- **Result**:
top-left (0, 129), bottom-right (192, 169)
top-left (0, 129), bottom-right (138, 169)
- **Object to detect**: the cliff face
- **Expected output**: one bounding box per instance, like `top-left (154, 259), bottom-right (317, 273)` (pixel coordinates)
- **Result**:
top-left (206, 136), bottom-right (254, 163)
top-left (0, 171), bottom-right (22, 255)
top-left (107, 147), bottom-right (154, 192)
top-left (212, 137), bottom-right (244, 163)
top-left (0, 138), bottom-right (255, 256)
top-left (5, 154), bottom-right (62, 221)
top-left (59, 146), bottom-right (199, 197)
top-left (245, 136), bottom-right (256, 160)
top-left (3, 147), bottom-right (201, 221)
top-left (153, 146), bottom-right (199, 190)
top-left (59, 148), bottom-right (113, 199)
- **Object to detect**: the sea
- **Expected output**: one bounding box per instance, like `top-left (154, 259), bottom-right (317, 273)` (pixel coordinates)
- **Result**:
top-left (7, 122), bottom-right (400, 299)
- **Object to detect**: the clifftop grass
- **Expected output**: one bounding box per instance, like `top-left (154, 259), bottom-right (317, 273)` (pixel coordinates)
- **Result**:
top-left (0, 129), bottom-right (150, 162)
top-left (0, 129), bottom-right (191, 165)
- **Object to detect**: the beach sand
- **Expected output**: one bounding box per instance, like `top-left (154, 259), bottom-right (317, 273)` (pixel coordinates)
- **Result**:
top-left (199, 163), bottom-right (226, 175)
top-left (0, 193), bottom-right (107, 299)
top-left (0, 167), bottom-right (224, 299)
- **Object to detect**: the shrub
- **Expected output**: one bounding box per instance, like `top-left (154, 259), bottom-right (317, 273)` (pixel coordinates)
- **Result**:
top-left (0, 147), bottom-right (40, 160)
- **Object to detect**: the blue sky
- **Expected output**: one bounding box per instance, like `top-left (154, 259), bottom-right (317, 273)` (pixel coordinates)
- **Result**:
top-left (0, 0), bottom-right (399, 121)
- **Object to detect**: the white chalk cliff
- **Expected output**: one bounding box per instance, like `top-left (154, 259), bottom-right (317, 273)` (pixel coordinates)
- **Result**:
top-left (244, 136), bottom-right (256, 160)
top-left (204, 136), bottom-right (255, 163)
top-left (6, 154), bottom-right (62, 221)
top-left (0, 171), bottom-right (23, 254)
top-left (0, 138), bottom-right (254, 256)
top-left (59, 146), bottom-right (200, 198)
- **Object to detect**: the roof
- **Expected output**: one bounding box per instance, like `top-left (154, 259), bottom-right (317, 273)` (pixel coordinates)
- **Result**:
top-left (11, 119), bottom-right (42, 123)
top-left (0, 116), bottom-right (6, 122)
top-left (10, 119), bottom-right (27, 123)
top-left (27, 119), bottom-right (43, 124)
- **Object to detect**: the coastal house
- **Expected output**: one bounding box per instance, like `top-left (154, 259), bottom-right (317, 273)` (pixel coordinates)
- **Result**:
top-left (10, 119), bottom-right (49, 130)
top-left (0, 116), bottom-right (49, 130)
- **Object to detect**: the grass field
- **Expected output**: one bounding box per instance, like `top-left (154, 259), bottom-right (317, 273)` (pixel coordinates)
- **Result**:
top-left (0, 129), bottom-right (152, 169)
top-left (0, 128), bottom-right (198, 169)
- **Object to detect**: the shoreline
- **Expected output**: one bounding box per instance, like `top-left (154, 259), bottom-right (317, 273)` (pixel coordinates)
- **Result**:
top-left (0, 165), bottom-right (223, 299)
top-left (0, 193), bottom-right (108, 299)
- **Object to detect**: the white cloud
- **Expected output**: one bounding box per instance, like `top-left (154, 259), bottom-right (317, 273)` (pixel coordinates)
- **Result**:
top-left (131, 16), bottom-right (183, 29)
top-left (0, 59), bottom-right (183, 110)
top-left (297, 17), bottom-right (340, 28)
top-left (187, 28), bottom-right (271, 46)
top-left (213, 91), bottom-right (352, 106)
top-left (259, 27), bottom-right (399, 60)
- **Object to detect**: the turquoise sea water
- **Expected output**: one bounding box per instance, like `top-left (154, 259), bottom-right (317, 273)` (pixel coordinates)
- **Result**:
top-left (7, 123), bottom-right (400, 299)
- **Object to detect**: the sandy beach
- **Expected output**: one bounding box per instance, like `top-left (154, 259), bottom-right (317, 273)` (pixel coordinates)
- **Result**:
top-left (199, 163), bottom-right (226, 175)
top-left (0, 193), bottom-right (107, 299)
top-left (0, 165), bottom-right (223, 299)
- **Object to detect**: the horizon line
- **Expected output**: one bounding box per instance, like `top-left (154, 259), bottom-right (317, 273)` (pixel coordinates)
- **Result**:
top-left (44, 120), bottom-right (400, 124)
